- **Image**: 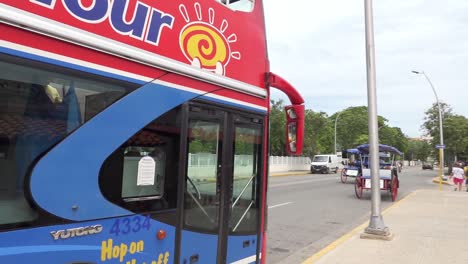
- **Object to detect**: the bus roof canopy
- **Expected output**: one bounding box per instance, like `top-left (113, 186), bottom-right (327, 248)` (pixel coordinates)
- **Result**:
top-left (346, 148), bottom-right (361, 154)
top-left (356, 144), bottom-right (403, 156)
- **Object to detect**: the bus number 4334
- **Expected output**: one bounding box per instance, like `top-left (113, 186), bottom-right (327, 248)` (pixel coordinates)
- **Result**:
top-left (110, 215), bottom-right (151, 236)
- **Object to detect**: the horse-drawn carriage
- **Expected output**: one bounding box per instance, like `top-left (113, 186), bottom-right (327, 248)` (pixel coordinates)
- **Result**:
top-left (340, 148), bottom-right (361, 183)
top-left (353, 144), bottom-right (403, 201)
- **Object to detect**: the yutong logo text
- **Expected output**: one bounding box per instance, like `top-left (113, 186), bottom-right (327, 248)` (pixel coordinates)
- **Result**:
top-left (30, 0), bottom-right (174, 46)
top-left (51, 225), bottom-right (103, 240)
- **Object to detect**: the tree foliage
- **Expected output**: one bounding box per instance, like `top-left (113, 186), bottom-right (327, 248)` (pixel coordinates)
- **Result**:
top-left (269, 100), bottom-right (467, 161)
top-left (422, 102), bottom-right (468, 162)
top-left (269, 103), bottom-right (410, 158)
top-left (407, 140), bottom-right (432, 161)
top-left (422, 102), bottom-right (453, 145)
top-left (331, 106), bottom-right (407, 153)
top-left (442, 115), bottom-right (468, 160)
top-left (331, 106), bottom-right (369, 151)
top-left (379, 126), bottom-right (408, 155)
top-left (303, 110), bottom-right (333, 156)
top-left (269, 99), bottom-right (286, 156)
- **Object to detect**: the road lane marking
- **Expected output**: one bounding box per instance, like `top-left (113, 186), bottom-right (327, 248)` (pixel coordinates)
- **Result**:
top-left (269, 202), bottom-right (294, 209)
top-left (301, 190), bottom-right (418, 264)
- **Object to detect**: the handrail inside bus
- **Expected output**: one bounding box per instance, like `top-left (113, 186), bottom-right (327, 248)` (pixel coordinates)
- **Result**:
top-left (187, 176), bottom-right (202, 200)
top-left (231, 174), bottom-right (255, 209)
top-left (186, 190), bottom-right (215, 224)
top-left (233, 200), bottom-right (254, 232)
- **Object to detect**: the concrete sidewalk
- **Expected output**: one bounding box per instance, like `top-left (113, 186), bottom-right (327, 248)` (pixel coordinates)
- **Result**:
top-left (304, 189), bottom-right (468, 264)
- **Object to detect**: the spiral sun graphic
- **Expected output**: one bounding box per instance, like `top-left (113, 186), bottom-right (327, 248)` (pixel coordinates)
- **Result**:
top-left (179, 3), bottom-right (241, 75)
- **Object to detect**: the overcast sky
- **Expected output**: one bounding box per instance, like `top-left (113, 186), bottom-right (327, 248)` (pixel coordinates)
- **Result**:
top-left (264, 0), bottom-right (468, 138)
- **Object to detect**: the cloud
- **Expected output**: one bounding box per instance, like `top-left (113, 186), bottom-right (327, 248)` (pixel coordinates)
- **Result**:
top-left (265, 0), bottom-right (468, 137)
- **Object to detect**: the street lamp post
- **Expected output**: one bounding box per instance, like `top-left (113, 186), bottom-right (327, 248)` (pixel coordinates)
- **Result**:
top-left (334, 111), bottom-right (344, 154)
top-left (412, 70), bottom-right (444, 189)
top-left (363, 0), bottom-right (390, 238)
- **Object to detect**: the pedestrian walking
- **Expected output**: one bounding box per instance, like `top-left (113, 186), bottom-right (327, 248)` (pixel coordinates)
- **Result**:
top-left (451, 163), bottom-right (465, 191)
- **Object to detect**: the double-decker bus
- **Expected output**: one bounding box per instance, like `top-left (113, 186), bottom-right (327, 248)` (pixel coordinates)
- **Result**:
top-left (0, 0), bottom-right (304, 263)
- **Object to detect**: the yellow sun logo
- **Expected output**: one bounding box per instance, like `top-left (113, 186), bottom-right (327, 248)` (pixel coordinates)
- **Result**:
top-left (179, 3), bottom-right (241, 75)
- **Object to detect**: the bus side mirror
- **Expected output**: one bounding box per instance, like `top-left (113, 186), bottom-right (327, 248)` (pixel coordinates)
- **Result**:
top-left (285, 104), bottom-right (304, 156)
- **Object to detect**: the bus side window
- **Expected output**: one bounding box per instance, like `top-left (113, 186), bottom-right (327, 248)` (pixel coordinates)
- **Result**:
top-left (99, 107), bottom-right (181, 224)
top-left (0, 55), bottom-right (134, 228)
top-left (121, 146), bottom-right (166, 200)
top-left (0, 79), bottom-right (68, 226)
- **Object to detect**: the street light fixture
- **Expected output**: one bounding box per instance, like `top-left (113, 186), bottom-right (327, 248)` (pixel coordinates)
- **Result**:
top-left (412, 70), bottom-right (445, 188)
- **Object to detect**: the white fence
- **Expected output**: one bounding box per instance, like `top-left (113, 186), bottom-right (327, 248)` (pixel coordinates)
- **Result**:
top-left (187, 153), bottom-right (257, 179)
top-left (188, 154), bottom-right (311, 177)
top-left (269, 156), bottom-right (311, 172)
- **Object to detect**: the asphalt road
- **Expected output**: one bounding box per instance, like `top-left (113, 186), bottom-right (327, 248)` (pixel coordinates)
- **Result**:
top-left (266, 166), bottom-right (443, 263)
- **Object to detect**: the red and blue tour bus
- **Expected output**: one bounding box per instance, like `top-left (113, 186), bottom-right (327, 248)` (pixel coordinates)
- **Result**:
top-left (0, 0), bottom-right (304, 263)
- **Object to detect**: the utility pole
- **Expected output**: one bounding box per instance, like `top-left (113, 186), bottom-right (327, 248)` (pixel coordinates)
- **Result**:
top-left (361, 0), bottom-right (392, 240)
top-left (334, 111), bottom-right (343, 154)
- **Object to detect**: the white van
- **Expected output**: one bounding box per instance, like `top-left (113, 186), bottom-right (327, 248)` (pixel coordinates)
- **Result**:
top-left (310, 154), bottom-right (342, 174)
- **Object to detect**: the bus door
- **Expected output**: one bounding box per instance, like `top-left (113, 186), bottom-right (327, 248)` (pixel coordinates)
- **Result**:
top-left (180, 104), bottom-right (262, 264)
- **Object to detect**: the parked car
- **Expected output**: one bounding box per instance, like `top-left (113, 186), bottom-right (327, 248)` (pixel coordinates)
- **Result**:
top-left (422, 162), bottom-right (434, 170)
top-left (310, 154), bottom-right (341, 174)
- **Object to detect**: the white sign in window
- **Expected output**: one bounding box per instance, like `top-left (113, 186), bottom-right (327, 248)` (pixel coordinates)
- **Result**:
top-left (137, 156), bottom-right (156, 186)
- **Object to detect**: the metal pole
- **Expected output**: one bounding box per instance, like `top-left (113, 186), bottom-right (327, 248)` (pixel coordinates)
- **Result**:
top-left (412, 71), bottom-right (444, 190)
top-left (363, 0), bottom-right (389, 236)
top-left (423, 73), bottom-right (444, 190)
top-left (334, 111), bottom-right (343, 154)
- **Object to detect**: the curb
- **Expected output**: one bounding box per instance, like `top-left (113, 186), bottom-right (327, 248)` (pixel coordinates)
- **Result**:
top-left (432, 177), bottom-right (451, 185)
top-left (270, 171), bottom-right (311, 177)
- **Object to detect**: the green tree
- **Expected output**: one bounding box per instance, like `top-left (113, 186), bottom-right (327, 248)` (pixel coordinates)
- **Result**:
top-left (303, 110), bottom-right (333, 156)
top-left (269, 100), bottom-right (334, 157)
top-left (422, 103), bottom-right (468, 164)
top-left (407, 140), bottom-right (432, 161)
top-left (269, 99), bottom-right (286, 156)
top-left (443, 115), bottom-right (468, 161)
top-left (422, 102), bottom-right (453, 148)
top-left (331, 106), bottom-right (369, 151)
top-left (353, 134), bottom-right (369, 146)
top-left (316, 118), bottom-right (334, 154)
top-left (379, 126), bottom-right (409, 155)
top-left (330, 106), bottom-right (408, 159)
top-left (269, 102), bottom-right (412, 159)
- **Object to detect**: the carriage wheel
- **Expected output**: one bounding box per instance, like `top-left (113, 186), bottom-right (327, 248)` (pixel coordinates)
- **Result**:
top-left (341, 169), bottom-right (347, 183)
top-left (391, 175), bottom-right (398, 202)
top-left (354, 176), bottom-right (363, 199)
